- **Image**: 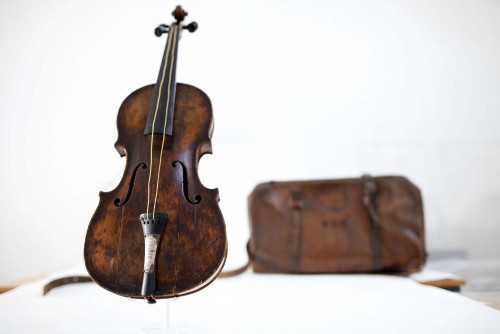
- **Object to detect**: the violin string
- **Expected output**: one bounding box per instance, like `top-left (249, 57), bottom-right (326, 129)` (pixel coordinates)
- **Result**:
top-left (152, 24), bottom-right (178, 218)
top-left (147, 24), bottom-right (175, 219)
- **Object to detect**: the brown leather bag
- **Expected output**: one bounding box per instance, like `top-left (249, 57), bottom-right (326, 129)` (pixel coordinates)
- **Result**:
top-left (247, 175), bottom-right (426, 274)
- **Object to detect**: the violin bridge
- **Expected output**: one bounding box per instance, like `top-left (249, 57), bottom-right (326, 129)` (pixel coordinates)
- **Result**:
top-left (139, 213), bottom-right (168, 303)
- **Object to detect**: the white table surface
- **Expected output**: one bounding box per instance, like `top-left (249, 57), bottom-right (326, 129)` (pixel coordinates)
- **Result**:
top-left (1, 265), bottom-right (500, 334)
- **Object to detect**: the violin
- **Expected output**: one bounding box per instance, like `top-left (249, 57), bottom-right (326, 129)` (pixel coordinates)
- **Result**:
top-left (84, 6), bottom-right (227, 303)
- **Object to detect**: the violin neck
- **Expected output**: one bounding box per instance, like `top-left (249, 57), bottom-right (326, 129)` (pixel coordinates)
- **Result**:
top-left (144, 24), bottom-right (181, 136)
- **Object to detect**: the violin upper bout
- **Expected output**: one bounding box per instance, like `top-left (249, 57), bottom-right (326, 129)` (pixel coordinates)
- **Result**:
top-left (115, 85), bottom-right (156, 151)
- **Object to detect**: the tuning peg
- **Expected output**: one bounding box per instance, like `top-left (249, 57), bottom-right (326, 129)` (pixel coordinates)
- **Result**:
top-left (154, 24), bottom-right (169, 37)
top-left (183, 22), bottom-right (198, 33)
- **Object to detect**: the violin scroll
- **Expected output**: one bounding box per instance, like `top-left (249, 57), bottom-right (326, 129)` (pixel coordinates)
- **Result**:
top-left (154, 6), bottom-right (197, 37)
top-left (172, 5), bottom-right (187, 22)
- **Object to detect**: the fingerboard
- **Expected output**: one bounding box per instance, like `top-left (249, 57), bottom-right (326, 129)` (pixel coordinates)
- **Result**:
top-left (144, 24), bottom-right (180, 136)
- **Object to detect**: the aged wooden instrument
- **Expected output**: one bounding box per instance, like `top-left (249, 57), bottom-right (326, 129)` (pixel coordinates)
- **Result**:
top-left (84, 6), bottom-right (227, 303)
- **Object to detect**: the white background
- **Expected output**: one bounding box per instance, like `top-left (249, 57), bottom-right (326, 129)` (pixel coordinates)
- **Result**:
top-left (1, 0), bottom-right (499, 283)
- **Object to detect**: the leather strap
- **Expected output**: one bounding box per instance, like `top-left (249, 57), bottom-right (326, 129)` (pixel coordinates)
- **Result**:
top-left (43, 276), bottom-right (93, 295)
top-left (362, 174), bottom-right (383, 271)
top-left (218, 241), bottom-right (252, 278)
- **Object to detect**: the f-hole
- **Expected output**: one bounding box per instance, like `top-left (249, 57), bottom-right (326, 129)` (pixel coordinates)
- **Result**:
top-left (172, 161), bottom-right (201, 204)
top-left (114, 163), bottom-right (147, 207)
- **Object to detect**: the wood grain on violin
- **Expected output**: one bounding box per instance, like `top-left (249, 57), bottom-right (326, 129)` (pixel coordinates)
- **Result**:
top-left (84, 6), bottom-right (227, 303)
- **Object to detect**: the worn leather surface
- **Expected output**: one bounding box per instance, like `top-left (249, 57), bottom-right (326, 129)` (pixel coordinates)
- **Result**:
top-left (248, 176), bottom-right (425, 274)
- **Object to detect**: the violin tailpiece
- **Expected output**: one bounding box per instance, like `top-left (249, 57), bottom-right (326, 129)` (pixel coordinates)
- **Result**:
top-left (139, 213), bottom-right (168, 303)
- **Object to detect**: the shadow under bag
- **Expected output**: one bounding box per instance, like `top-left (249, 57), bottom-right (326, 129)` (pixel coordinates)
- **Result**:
top-left (247, 175), bottom-right (426, 274)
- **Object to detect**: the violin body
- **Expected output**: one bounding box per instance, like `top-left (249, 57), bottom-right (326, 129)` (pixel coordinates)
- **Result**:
top-left (84, 83), bottom-right (227, 300)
